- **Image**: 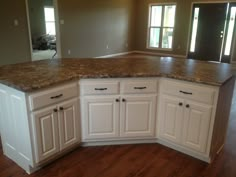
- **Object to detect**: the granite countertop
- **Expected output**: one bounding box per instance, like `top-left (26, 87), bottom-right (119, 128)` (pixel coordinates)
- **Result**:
top-left (0, 57), bottom-right (234, 92)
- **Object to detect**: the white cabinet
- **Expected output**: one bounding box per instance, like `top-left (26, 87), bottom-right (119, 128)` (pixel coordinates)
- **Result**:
top-left (32, 106), bottom-right (59, 163)
top-left (158, 79), bottom-right (216, 154)
top-left (182, 100), bottom-right (212, 153)
top-left (120, 95), bottom-right (156, 138)
top-left (58, 99), bottom-right (80, 151)
top-left (80, 79), bottom-right (158, 141)
top-left (82, 96), bottom-right (120, 140)
top-left (32, 98), bottom-right (80, 163)
top-left (159, 95), bottom-right (184, 144)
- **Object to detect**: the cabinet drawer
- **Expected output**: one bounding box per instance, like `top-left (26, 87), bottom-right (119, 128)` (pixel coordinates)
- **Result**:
top-left (121, 80), bottom-right (157, 94)
top-left (80, 81), bottom-right (119, 95)
top-left (161, 79), bottom-right (216, 104)
top-left (29, 82), bottom-right (78, 111)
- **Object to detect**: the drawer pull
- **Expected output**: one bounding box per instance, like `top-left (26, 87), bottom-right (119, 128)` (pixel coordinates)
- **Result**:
top-left (134, 87), bottom-right (147, 90)
top-left (186, 104), bottom-right (190, 108)
top-left (179, 102), bottom-right (183, 106)
top-left (179, 91), bottom-right (193, 95)
top-left (50, 94), bottom-right (63, 99)
top-left (95, 88), bottom-right (108, 91)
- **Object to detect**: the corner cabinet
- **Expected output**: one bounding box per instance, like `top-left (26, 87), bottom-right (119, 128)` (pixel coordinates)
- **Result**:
top-left (80, 79), bottom-right (158, 141)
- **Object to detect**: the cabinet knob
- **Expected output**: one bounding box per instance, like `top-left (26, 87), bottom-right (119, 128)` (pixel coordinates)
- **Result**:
top-left (53, 108), bottom-right (58, 112)
top-left (122, 98), bottom-right (126, 102)
top-left (186, 104), bottom-right (190, 108)
top-left (59, 107), bottom-right (64, 111)
top-left (179, 102), bottom-right (183, 106)
top-left (116, 99), bottom-right (120, 102)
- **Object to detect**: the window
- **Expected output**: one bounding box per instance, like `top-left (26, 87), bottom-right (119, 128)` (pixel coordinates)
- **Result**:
top-left (44, 7), bottom-right (56, 35)
top-left (148, 4), bottom-right (176, 49)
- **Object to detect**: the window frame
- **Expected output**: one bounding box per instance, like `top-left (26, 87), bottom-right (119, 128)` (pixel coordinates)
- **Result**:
top-left (44, 6), bottom-right (56, 35)
top-left (147, 3), bottom-right (177, 51)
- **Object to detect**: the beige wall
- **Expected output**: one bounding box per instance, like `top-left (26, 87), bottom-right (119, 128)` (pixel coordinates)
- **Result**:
top-left (58, 0), bottom-right (136, 58)
top-left (135, 0), bottom-right (236, 58)
top-left (0, 0), bottom-right (31, 66)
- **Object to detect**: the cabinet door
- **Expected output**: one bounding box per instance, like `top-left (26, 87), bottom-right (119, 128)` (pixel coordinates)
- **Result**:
top-left (81, 96), bottom-right (120, 140)
top-left (159, 95), bottom-right (184, 144)
top-left (182, 101), bottom-right (212, 153)
top-left (58, 99), bottom-right (80, 151)
top-left (120, 95), bottom-right (156, 138)
top-left (32, 106), bottom-right (59, 163)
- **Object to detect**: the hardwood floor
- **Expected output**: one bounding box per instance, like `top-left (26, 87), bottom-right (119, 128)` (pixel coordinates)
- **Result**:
top-left (0, 55), bottom-right (236, 177)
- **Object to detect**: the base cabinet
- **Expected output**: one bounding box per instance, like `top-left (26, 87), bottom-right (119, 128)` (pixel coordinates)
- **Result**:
top-left (81, 96), bottom-right (120, 140)
top-left (120, 95), bottom-right (156, 138)
top-left (32, 98), bottom-right (80, 163)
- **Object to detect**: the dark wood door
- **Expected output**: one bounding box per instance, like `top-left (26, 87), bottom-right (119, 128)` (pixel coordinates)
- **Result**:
top-left (188, 3), bottom-right (228, 61)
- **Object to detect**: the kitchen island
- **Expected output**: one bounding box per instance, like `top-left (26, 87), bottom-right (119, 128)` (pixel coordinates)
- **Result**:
top-left (0, 57), bottom-right (235, 174)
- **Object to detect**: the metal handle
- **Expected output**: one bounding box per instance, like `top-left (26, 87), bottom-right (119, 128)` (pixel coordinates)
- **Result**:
top-left (179, 91), bottom-right (193, 95)
top-left (95, 88), bottom-right (108, 91)
top-left (134, 87), bottom-right (147, 90)
top-left (50, 94), bottom-right (63, 99)
top-left (59, 107), bottom-right (64, 111)
top-left (186, 104), bottom-right (190, 108)
top-left (116, 99), bottom-right (120, 102)
top-left (53, 108), bottom-right (58, 112)
top-left (122, 98), bottom-right (126, 102)
top-left (179, 102), bottom-right (183, 106)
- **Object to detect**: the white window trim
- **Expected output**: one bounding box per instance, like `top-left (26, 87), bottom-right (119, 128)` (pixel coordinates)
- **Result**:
top-left (146, 3), bottom-right (177, 51)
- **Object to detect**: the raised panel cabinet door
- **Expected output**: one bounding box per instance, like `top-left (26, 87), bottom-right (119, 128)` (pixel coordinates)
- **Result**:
top-left (31, 106), bottom-right (59, 163)
top-left (159, 95), bottom-right (184, 144)
top-left (82, 96), bottom-right (120, 140)
top-left (120, 95), bottom-right (157, 137)
top-left (182, 101), bottom-right (212, 153)
top-left (58, 99), bottom-right (80, 151)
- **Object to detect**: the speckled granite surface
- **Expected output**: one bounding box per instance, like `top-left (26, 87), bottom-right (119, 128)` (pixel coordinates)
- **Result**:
top-left (0, 57), bottom-right (234, 92)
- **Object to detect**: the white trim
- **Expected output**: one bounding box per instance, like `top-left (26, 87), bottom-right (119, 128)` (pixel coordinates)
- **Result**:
top-left (133, 50), bottom-right (187, 58)
top-left (25, 0), bottom-right (33, 60)
top-left (25, 0), bottom-right (61, 60)
top-left (95, 51), bottom-right (135, 58)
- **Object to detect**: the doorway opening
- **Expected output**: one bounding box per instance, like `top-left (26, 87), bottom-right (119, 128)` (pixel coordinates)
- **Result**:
top-left (26, 0), bottom-right (61, 61)
top-left (188, 2), bottom-right (236, 63)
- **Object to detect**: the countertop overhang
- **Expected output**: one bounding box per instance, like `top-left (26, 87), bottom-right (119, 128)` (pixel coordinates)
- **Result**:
top-left (0, 57), bottom-right (235, 92)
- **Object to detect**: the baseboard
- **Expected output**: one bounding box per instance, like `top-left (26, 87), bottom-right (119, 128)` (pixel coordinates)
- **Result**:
top-left (95, 51), bottom-right (135, 58)
top-left (94, 50), bottom-right (187, 59)
top-left (133, 50), bottom-right (187, 58)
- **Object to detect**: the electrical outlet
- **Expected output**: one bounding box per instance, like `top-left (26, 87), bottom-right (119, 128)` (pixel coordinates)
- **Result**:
top-left (60, 20), bottom-right (65, 25)
top-left (106, 45), bottom-right (109, 49)
top-left (14, 19), bottom-right (19, 26)
top-left (68, 50), bottom-right (71, 55)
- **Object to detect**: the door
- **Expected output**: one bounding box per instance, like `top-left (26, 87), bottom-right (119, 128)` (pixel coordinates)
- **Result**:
top-left (82, 96), bottom-right (120, 140)
top-left (32, 106), bottom-right (59, 163)
top-left (188, 3), bottom-right (227, 61)
top-left (182, 101), bottom-right (212, 153)
top-left (159, 95), bottom-right (184, 144)
top-left (120, 95), bottom-right (156, 138)
top-left (58, 99), bottom-right (80, 151)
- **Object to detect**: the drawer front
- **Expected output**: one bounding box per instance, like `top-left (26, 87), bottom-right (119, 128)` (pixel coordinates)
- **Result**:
top-left (29, 83), bottom-right (78, 111)
top-left (121, 80), bottom-right (157, 94)
top-left (80, 81), bottom-right (119, 95)
top-left (161, 80), bottom-right (216, 104)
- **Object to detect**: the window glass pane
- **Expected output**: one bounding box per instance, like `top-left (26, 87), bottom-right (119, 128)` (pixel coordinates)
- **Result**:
top-left (163, 5), bottom-right (176, 27)
top-left (46, 22), bottom-right (56, 35)
top-left (150, 28), bottom-right (160, 47)
top-left (151, 6), bottom-right (162, 27)
top-left (190, 8), bottom-right (200, 52)
top-left (44, 7), bottom-right (55, 22)
top-left (162, 28), bottom-right (174, 49)
top-left (224, 7), bottom-right (236, 55)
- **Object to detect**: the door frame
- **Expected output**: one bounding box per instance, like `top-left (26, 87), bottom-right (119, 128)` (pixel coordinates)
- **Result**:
top-left (186, 1), bottom-right (235, 62)
top-left (25, 0), bottom-right (62, 60)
